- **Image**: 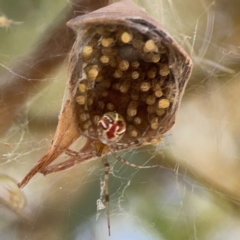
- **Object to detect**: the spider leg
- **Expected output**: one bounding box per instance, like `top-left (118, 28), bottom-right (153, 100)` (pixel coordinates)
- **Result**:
top-left (41, 143), bottom-right (96, 175)
top-left (41, 152), bottom-right (95, 175)
top-left (102, 154), bottom-right (111, 236)
top-left (55, 146), bottom-right (87, 157)
top-left (60, 148), bottom-right (81, 157)
top-left (110, 149), bottom-right (159, 169)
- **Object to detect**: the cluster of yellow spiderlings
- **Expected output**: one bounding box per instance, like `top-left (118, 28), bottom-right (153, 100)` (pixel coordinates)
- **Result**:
top-left (75, 24), bottom-right (177, 147)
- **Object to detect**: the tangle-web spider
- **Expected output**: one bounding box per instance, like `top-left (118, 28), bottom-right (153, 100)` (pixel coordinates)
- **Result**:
top-left (41, 112), bottom-right (158, 236)
top-left (18, 0), bottom-right (192, 236)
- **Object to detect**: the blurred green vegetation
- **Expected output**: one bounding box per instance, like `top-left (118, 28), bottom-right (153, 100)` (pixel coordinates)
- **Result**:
top-left (0, 0), bottom-right (66, 61)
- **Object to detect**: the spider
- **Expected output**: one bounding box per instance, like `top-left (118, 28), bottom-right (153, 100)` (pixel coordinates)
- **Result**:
top-left (38, 112), bottom-right (158, 236)
top-left (0, 14), bottom-right (22, 29)
top-left (17, 1), bottom-right (192, 235)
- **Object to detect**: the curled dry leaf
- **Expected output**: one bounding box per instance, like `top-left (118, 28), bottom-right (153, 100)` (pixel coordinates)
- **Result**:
top-left (18, 0), bottom-right (192, 188)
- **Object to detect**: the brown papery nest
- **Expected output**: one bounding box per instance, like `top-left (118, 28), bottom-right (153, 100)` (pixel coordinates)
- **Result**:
top-left (18, 0), bottom-right (192, 188)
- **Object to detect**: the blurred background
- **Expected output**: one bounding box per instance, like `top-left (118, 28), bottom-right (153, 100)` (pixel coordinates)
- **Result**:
top-left (1, 0), bottom-right (240, 239)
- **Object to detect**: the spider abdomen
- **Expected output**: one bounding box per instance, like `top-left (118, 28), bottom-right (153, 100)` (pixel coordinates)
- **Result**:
top-left (97, 112), bottom-right (126, 145)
